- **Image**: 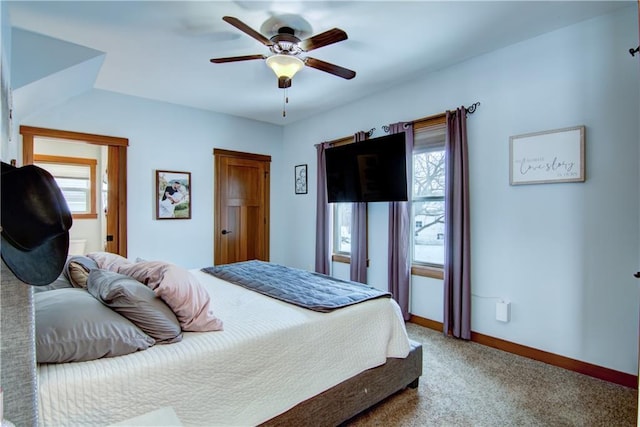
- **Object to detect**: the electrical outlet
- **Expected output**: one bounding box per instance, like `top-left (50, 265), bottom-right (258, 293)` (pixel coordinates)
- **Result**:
top-left (496, 301), bottom-right (510, 322)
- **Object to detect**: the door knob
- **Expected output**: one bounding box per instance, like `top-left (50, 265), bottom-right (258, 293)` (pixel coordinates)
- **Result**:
top-left (221, 229), bottom-right (232, 235)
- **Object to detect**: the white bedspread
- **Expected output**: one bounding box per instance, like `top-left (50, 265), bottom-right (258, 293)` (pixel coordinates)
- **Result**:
top-left (38, 269), bottom-right (411, 426)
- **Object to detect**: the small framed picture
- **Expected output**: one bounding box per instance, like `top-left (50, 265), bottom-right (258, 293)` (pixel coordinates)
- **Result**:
top-left (295, 164), bottom-right (307, 194)
top-left (156, 170), bottom-right (191, 219)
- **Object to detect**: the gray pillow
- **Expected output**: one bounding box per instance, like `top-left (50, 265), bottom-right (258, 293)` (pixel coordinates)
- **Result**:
top-left (33, 273), bottom-right (73, 293)
top-left (87, 269), bottom-right (183, 344)
top-left (35, 288), bottom-right (155, 363)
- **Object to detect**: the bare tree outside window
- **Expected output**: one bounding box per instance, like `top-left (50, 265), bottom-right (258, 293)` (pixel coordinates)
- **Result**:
top-left (412, 148), bottom-right (445, 266)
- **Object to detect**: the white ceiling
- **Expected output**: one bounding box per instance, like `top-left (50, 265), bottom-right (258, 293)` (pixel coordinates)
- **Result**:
top-left (7, 1), bottom-right (633, 125)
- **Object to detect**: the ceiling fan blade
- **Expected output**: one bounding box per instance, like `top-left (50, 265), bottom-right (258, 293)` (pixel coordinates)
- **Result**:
top-left (304, 57), bottom-right (356, 80)
top-left (210, 54), bottom-right (266, 63)
top-left (299, 28), bottom-right (348, 52)
top-left (223, 16), bottom-right (273, 47)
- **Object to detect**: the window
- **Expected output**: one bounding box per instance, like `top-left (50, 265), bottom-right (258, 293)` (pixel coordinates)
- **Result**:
top-left (412, 122), bottom-right (446, 267)
top-left (330, 118), bottom-right (447, 276)
top-left (34, 155), bottom-right (98, 219)
top-left (333, 203), bottom-right (352, 254)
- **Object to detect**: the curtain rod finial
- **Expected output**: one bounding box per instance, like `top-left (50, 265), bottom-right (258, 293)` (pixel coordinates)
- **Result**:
top-left (466, 102), bottom-right (480, 115)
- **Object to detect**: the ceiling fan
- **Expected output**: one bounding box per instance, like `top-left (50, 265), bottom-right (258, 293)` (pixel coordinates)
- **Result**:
top-left (210, 16), bottom-right (356, 89)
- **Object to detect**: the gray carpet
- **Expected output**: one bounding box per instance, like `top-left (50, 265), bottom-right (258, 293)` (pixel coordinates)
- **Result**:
top-left (346, 323), bottom-right (637, 426)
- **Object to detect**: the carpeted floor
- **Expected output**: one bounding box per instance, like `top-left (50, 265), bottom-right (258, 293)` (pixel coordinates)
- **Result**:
top-left (346, 323), bottom-right (637, 426)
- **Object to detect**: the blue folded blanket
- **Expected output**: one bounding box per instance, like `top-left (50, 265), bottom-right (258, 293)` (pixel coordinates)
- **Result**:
top-left (202, 260), bottom-right (390, 312)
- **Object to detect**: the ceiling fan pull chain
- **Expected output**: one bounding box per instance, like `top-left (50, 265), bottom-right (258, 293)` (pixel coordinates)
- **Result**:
top-left (282, 88), bottom-right (287, 117)
top-left (282, 87), bottom-right (291, 117)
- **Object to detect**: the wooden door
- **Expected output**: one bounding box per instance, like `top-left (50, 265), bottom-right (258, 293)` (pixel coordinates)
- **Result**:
top-left (105, 145), bottom-right (127, 254)
top-left (214, 149), bottom-right (270, 265)
top-left (21, 126), bottom-right (128, 256)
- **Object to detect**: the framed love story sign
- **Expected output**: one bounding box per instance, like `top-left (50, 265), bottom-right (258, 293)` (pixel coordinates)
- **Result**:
top-left (509, 125), bottom-right (585, 185)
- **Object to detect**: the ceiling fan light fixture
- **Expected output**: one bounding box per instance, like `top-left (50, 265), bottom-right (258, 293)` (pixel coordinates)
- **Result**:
top-left (266, 54), bottom-right (304, 80)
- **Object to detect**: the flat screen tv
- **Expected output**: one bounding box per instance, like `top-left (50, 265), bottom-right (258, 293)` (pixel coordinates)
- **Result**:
top-left (325, 132), bottom-right (408, 203)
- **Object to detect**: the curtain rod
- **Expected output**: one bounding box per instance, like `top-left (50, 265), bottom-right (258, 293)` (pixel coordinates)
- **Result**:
top-left (315, 128), bottom-right (374, 148)
top-left (383, 101), bottom-right (481, 133)
top-left (316, 101), bottom-right (480, 147)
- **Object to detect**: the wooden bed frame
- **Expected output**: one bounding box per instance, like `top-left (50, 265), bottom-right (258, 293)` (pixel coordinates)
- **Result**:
top-left (263, 340), bottom-right (423, 426)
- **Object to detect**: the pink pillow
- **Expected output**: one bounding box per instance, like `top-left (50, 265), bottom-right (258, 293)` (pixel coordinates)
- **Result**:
top-left (116, 261), bottom-right (223, 332)
top-left (87, 252), bottom-right (134, 271)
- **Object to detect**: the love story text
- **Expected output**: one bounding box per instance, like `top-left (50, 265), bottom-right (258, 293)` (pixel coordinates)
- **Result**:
top-left (517, 156), bottom-right (577, 177)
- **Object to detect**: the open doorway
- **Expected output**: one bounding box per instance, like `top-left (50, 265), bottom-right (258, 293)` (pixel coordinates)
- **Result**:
top-left (20, 126), bottom-right (128, 256)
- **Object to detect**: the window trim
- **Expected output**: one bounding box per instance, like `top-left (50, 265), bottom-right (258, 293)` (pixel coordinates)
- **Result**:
top-left (34, 154), bottom-right (98, 219)
top-left (412, 264), bottom-right (444, 279)
top-left (332, 253), bottom-right (351, 264)
top-left (333, 254), bottom-right (441, 278)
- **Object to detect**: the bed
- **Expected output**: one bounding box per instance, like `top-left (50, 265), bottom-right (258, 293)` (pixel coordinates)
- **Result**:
top-left (35, 259), bottom-right (422, 426)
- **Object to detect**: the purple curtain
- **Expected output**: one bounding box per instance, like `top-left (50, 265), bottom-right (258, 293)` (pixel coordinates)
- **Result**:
top-left (350, 131), bottom-right (368, 283)
top-left (443, 108), bottom-right (471, 339)
top-left (315, 142), bottom-right (331, 274)
top-left (388, 122), bottom-right (413, 321)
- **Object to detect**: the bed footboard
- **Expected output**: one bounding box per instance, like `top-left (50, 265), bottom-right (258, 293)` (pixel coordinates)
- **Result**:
top-left (262, 339), bottom-right (423, 427)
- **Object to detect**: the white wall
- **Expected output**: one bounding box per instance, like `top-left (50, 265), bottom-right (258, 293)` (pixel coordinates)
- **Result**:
top-left (0, 0), bottom-right (12, 161)
top-left (22, 89), bottom-right (285, 269)
top-left (281, 6), bottom-right (639, 375)
top-left (11, 28), bottom-right (103, 90)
